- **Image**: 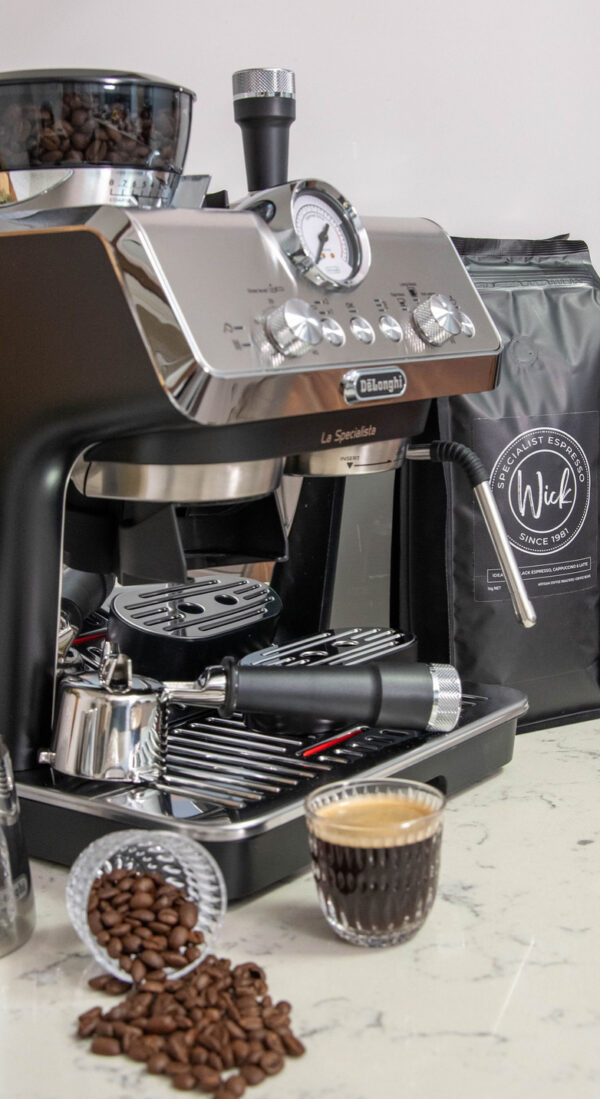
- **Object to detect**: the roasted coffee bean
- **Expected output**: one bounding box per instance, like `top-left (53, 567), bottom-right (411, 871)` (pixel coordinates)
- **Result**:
top-left (192, 1065), bottom-right (222, 1090)
top-left (157, 908), bottom-right (179, 926)
top-left (131, 959), bottom-right (147, 984)
top-left (87, 909), bottom-right (103, 935)
top-left (231, 1038), bottom-right (250, 1064)
top-left (177, 902), bottom-right (198, 930)
top-left (77, 1006), bottom-right (102, 1038)
top-left (144, 1015), bottom-right (178, 1034)
top-left (133, 908), bottom-right (156, 923)
top-left (100, 909), bottom-right (121, 928)
top-left (167, 1033), bottom-right (189, 1062)
top-left (240, 1063), bottom-right (266, 1086)
top-left (128, 1038), bottom-right (152, 1062)
top-left (168, 926), bottom-right (189, 950)
top-left (260, 1050), bottom-right (284, 1075)
top-left (109, 922), bottom-right (132, 937)
top-left (163, 951), bottom-right (188, 968)
top-left (78, 951), bottom-right (305, 1092)
top-left (140, 949), bottom-right (165, 971)
top-left (95, 1021), bottom-right (115, 1037)
top-left (263, 1030), bottom-right (285, 1053)
top-left (281, 1030), bottom-right (306, 1056)
top-left (130, 891), bottom-right (155, 909)
top-left (214, 1083), bottom-right (246, 1099)
top-left (172, 1073), bottom-right (196, 1090)
top-left (136, 876), bottom-right (156, 892)
top-left (90, 1036), bottom-right (121, 1056)
top-left (224, 1076), bottom-right (246, 1097)
top-left (147, 1051), bottom-right (170, 1073)
top-left (122, 933), bottom-right (143, 953)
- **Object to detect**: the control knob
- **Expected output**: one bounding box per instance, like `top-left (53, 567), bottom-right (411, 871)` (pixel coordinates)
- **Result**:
top-left (264, 298), bottom-right (323, 357)
top-left (411, 294), bottom-right (475, 346)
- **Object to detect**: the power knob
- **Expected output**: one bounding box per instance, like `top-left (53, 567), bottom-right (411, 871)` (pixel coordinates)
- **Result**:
top-left (264, 298), bottom-right (323, 357)
top-left (411, 294), bottom-right (475, 346)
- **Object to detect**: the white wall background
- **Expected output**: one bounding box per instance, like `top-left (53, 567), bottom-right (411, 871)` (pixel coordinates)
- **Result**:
top-left (2, 0), bottom-right (599, 262)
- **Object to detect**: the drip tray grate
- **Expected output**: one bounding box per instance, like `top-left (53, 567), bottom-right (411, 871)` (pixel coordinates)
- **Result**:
top-left (160, 706), bottom-right (451, 812)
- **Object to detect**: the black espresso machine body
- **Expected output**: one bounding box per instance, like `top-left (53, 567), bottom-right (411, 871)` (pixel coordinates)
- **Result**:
top-left (0, 68), bottom-right (527, 896)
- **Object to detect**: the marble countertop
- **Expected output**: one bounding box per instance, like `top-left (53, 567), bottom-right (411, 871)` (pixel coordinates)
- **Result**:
top-left (1, 720), bottom-right (599, 1099)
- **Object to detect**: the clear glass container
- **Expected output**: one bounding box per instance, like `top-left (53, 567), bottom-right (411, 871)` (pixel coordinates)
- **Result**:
top-left (66, 829), bottom-right (226, 981)
top-left (305, 778), bottom-right (445, 947)
top-left (0, 69), bottom-right (194, 176)
top-left (0, 735), bottom-right (35, 957)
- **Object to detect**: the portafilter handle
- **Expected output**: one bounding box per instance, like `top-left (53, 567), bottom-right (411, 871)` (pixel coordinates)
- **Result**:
top-left (165, 659), bottom-right (462, 734)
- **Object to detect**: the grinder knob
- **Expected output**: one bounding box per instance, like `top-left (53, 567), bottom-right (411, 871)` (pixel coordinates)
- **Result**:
top-left (411, 293), bottom-right (475, 345)
top-left (264, 298), bottom-right (323, 357)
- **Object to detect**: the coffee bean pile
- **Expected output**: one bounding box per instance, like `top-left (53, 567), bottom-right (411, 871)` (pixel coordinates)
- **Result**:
top-left (77, 954), bottom-right (306, 1095)
top-left (87, 867), bottom-right (205, 982)
top-left (0, 87), bottom-right (181, 171)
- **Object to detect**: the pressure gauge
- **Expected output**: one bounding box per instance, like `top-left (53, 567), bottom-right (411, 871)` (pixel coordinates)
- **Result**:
top-left (290, 180), bottom-right (370, 289)
top-left (236, 178), bottom-right (371, 291)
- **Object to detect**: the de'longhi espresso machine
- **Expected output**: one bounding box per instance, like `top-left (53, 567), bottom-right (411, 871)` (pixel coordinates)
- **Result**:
top-left (0, 67), bottom-right (534, 898)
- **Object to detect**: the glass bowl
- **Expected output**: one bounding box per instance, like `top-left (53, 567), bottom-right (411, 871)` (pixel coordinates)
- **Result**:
top-left (66, 829), bottom-right (226, 982)
top-left (0, 69), bottom-right (194, 174)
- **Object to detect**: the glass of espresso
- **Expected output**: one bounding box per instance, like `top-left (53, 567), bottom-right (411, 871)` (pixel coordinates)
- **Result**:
top-left (305, 778), bottom-right (445, 947)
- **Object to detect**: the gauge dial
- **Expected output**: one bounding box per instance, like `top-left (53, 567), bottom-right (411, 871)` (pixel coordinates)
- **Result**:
top-left (290, 180), bottom-right (371, 290)
top-left (293, 192), bottom-right (355, 283)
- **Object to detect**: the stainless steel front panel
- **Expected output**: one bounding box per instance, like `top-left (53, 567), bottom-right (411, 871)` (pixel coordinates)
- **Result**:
top-left (78, 205), bottom-right (501, 428)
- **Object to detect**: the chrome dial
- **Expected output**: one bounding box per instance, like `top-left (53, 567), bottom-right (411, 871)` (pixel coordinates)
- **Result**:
top-left (412, 294), bottom-right (475, 346)
top-left (264, 297), bottom-right (323, 357)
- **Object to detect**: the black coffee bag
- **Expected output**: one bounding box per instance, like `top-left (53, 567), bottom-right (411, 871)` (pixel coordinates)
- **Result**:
top-left (403, 237), bottom-right (600, 727)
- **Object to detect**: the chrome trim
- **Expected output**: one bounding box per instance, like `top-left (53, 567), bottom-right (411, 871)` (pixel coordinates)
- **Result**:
top-left (426, 664), bottom-right (462, 732)
top-left (232, 68), bottom-right (295, 100)
top-left (474, 482), bottom-right (537, 628)
top-left (71, 454), bottom-right (284, 502)
top-left (285, 438), bottom-right (407, 476)
top-left (237, 179), bottom-right (371, 291)
top-left (342, 366), bottom-right (407, 404)
top-left (19, 690), bottom-right (527, 841)
top-left (2, 166), bottom-right (182, 213)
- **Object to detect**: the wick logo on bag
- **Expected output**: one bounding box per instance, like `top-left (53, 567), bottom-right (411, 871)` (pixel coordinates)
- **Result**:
top-left (490, 427), bottom-right (591, 555)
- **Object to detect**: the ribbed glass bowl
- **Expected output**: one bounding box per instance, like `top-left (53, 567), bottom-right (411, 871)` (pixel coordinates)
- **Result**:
top-left (66, 829), bottom-right (226, 982)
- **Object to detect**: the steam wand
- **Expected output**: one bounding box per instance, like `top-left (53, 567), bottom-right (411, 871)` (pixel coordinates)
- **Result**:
top-left (406, 441), bottom-right (537, 628)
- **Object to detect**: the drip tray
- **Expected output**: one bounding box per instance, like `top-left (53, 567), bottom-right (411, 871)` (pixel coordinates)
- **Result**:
top-left (17, 682), bottom-right (527, 899)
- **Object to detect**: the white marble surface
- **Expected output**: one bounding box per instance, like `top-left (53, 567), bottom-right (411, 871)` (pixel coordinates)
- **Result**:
top-left (1, 721), bottom-right (599, 1099)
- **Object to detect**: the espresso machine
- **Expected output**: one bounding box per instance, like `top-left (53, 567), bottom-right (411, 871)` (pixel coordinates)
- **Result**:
top-left (0, 68), bottom-right (534, 898)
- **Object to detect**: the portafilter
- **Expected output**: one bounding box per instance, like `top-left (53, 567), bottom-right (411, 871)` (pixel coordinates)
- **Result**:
top-left (41, 652), bottom-right (462, 784)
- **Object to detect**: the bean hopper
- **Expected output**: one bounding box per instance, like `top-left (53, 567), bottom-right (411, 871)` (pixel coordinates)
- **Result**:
top-left (0, 68), bottom-right (533, 898)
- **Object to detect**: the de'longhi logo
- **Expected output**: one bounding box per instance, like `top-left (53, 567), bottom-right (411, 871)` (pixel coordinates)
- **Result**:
top-left (489, 427), bottom-right (591, 556)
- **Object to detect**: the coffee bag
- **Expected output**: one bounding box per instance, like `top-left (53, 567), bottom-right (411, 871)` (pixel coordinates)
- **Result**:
top-left (402, 236), bottom-right (600, 728)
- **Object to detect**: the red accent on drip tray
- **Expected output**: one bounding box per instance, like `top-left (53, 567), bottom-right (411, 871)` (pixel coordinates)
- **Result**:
top-left (301, 728), bottom-right (365, 757)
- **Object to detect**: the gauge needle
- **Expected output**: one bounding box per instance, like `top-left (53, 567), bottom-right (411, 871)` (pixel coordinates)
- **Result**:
top-left (315, 224), bottom-right (329, 263)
